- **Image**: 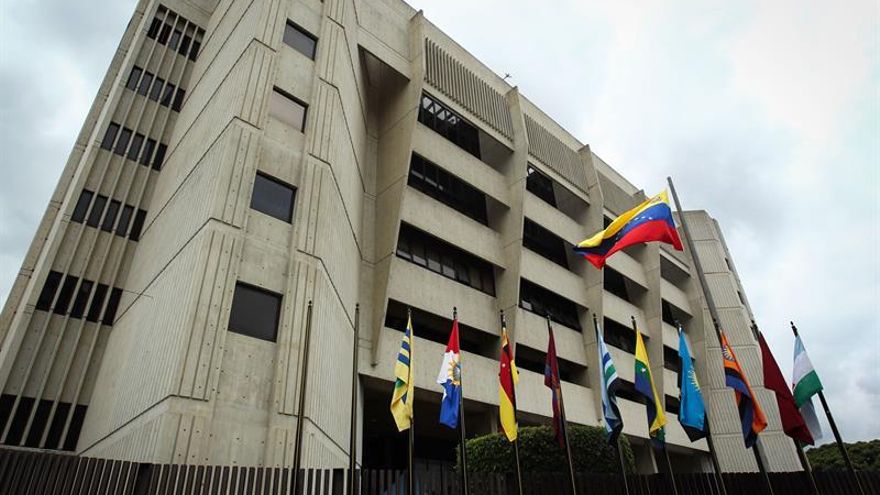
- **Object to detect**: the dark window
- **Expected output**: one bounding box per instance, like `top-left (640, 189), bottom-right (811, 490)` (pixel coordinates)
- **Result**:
top-left (616, 380), bottom-right (642, 403)
top-left (69, 280), bottom-right (93, 319)
top-left (36, 271), bottom-right (63, 311)
top-left (526, 165), bottom-right (556, 207)
top-left (86, 284), bottom-right (109, 322)
top-left (737, 291), bottom-right (745, 305)
top-left (71, 190), bottom-right (93, 223)
top-left (2, 396), bottom-right (35, 446)
top-left (395, 224), bottom-right (495, 296)
top-left (114, 128), bottom-right (132, 156)
top-left (116, 205), bottom-right (134, 236)
top-left (102, 288), bottom-right (123, 325)
top-left (665, 395), bottom-right (681, 415)
top-left (149, 77), bottom-right (164, 101)
top-left (283, 21), bottom-right (318, 59)
top-left (53, 275), bottom-right (79, 315)
top-left (384, 300), bottom-right (497, 358)
top-left (101, 123), bottom-right (119, 150)
top-left (152, 143), bottom-right (167, 171)
top-left (169, 29), bottom-right (181, 50)
top-left (160, 83), bottom-right (176, 107)
top-left (523, 218), bottom-right (568, 268)
top-left (725, 258), bottom-right (733, 271)
top-left (63, 403), bottom-right (88, 451)
top-left (408, 154), bottom-right (488, 225)
top-left (178, 35), bottom-right (192, 56)
top-left (86, 195), bottom-right (107, 228)
top-left (513, 344), bottom-right (586, 384)
top-left (24, 399), bottom-right (53, 447)
top-left (519, 279), bottom-right (581, 331)
top-left (418, 93), bottom-right (481, 159)
top-left (268, 88), bottom-right (307, 132)
top-left (604, 266), bottom-right (631, 302)
top-left (147, 18), bottom-right (162, 39)
top-left (228, 282), bottom-right (282, 342)
top-left (129, 209), bottom-right (147, 241)
top-left (140, 138), bottom-right (156, 166)
top-left (189, 40), bottom-right (201, 61)
top-left (137, 72), bottom-right (153, 96)
top-left (127, 133), bottom-right (145, 161)
top-left (662, 299), bottom-right (686, 328)
top-left (250, 173), bottom-right (296, 223)
top-left (158, 23), bottom-right (171, 44)
top-left (603, 317), bottom-right (641, 353)
top-left (664, 345), bottom-right (681, 373)
top-left (172, 88), bottom-right (185, 112)
top-left (126, 66), bottom-right (142, 90)
top-left (101, 200), bottom-right (121, 232)
top-left (604, 215), bottom-right (614, 229)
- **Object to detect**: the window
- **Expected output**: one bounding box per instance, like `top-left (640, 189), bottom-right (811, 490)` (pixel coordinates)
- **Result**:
top-left (116, 205), bottom-right (133, 236)
top-left (126, 66), bottom-right (142, 90)
top-left (102, 288), bottom-right (123, 325)
top-left (152, 144), bottom-right (167, 171)
top-left (178, 34), bottom-right (192, 56)
top-left (604, 267), bottom-right (631, 302)
top-left (526, 165), bottom-right (556, 207)
top-left (147, 18), bottom-right (162, 39)
top-left (603, 215), bottom-right (614, 229)
top-left (408, 154), bottom-right (488, 225)
top-left (603, 317), bottom-right (639, 353)
top-left (160, 83), bottom-right (176, 107)
top-left (250, 173), bottom-right (296, 223)
top-left (268, 88), bottom-right (307, 132)
top-left (101, 123), bottom-right (119, 150)
top-left (101, 200), bottom-right (120, 232)
top-left (86, 195), bottom-right (107, 227)
top-left (114, 128), bottom-right (132, 156)
top-left (384, 300), bottom-right (497, 358)
top-left (664, 346), bottom-right (681, 373)
top-left (129, 209), bottom-right (147, 241)
top-left (36, 271), bottom-right (63, 311)
top-left (519, 279), bottom-right (581, 330)
top-left (172, 88), bottom-right (185, 112)
top-left (149, 77), bottom-right (164, 101)
top-left (283, 21), bottom-right (317, 59)
top-left (396, 224), bottom-right (495, 296)
top-left (418, 93), bottom-right (481, 159)
top-left (228, 282), bottom-right (282, 342)
top-left (86, 284), bottom-right (109, 322)
top-left (69, 280), bottom-right (93, 319)
top-left (127, 133), bottom-right (144, 161)
top-left (615, 380), bottom-right (642, 403)
top-left (71, 190), bottom-right (93, 223)
top-left (53, 275), bottom-right (79, 315)
top-left (737, 291), bottom-right (745, 305)
top-left (140, 139), bottom-right (156, 166)
top-left (137, 71), bottom-right (153, 96)
top-left (158, 24), bottom-right (171, 44)
top-left (513, 344), bottom-right (587, 385)
top-left (665, 395), bottom-right (681, 415)
top-left (523, 218), bottom-right (568, 268)
top-left (169, 29), bottom-right (181, 50)
top-left (725, 258), bottom-right (733, 271)
top-left (189, 40), bottom-right (201, 61)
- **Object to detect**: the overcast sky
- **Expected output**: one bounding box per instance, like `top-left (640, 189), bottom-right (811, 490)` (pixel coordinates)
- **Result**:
top-left (1, 1), bottom-right (877, 443)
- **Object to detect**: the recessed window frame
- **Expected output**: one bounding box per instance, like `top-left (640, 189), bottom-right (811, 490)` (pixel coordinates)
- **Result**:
top-left (227, 282), bottom-right (283, 342)
top-left (283, 20), bottom-right (318, 60)
top-left (250, 172), bottom-right (297, 223)
top-left (268, 87), bottom-right (308, 132)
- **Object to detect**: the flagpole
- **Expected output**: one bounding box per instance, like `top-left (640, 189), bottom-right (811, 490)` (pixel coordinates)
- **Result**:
top-left (500, 310), bottom-right (524, 495)
top-left (407, 307), bottom-right (415, 495)
top-left (630, 315), bottom-right (678, 495)
top-left (791, 322), bottom-right (864, 495)
top-left (548, 315), bottom-right (578, 495)
top-left (595, 313), bottom-right (630, 495)
top-left (349, 303), bottom-right (360, 495)
top-left (615, 437), bottom-right (631, 495)
top-left (667, 177), bottom-right (772, 495)
top-left (454, 307), bottom-right (470, 495)
top-left (292, 300), bottom-right (315, 493)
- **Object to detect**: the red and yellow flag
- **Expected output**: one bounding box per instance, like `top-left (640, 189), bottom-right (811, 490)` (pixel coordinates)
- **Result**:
top-left (499, 324), bottom-right (519, 441)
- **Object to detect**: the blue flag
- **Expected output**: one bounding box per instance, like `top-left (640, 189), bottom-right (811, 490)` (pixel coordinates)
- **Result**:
top-left (678, 328), bottom-right (707, 441)
top-left (596, 320), bottom-right (624, 444)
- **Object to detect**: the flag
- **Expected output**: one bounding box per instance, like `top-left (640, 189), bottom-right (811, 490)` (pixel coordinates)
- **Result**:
top-left (793, 334), bottom-right (823, 442)
top-left (574, 191), bottom-right (683, 269)
top-left (390, 315), bottom-right (415, 431)
top-left (437, 317), bottom-right (463, 429)
top-left (720, 331), bottom-right (767, 448)
top-left (678, 329), bottom-right (707, 442)
top-left (544, 325), bottom-right (565, 448)
top-left (596, 321), bottom-right (624, 444)
top-left (758, 333), bottom-right (814, 445)
top-left (634, 325), bottom-right (666, 447)
top-left (498, 324), bottom-right (519, 442)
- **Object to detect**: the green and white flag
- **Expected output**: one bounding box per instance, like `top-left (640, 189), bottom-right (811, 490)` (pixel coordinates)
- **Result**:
top-left (792, 335), bottom-right (823, 441)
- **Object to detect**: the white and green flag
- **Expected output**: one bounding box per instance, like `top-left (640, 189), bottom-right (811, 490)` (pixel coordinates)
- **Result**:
top-left (792, 335), bottom-right (823, 441)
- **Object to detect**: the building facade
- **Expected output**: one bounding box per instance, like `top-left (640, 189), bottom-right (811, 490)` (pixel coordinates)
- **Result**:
top-left (0, 0), bottom-right (800, 474)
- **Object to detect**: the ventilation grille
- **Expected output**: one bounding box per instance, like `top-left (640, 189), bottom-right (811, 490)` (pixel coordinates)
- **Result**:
top-left (424, 39), bottom-right (514, 140)
top-left (524, 115), bottom-right (589, 194)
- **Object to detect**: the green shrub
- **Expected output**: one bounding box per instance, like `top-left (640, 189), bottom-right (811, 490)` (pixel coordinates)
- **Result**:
top-left (806, 439), bottom-right (880, 471)
top-left (460, 425), bottom-right (635, 474)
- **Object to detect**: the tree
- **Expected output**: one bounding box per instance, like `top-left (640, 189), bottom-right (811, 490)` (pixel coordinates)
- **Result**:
top-left (461, 425), bottom-right (636, 474)
top-left (806, 439), bottom-right (880, 471)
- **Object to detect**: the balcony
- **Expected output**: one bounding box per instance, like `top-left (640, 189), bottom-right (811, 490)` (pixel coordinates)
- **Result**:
top-left (661, 279), bottom-right (691, 316)
top-left (514, 366), bottom-right (597, 426)
top-left (605, 249), bottom-right (647, 289)
top-left (603, 291), bottom-right (645, 329)
top-left (520, 249), bottom-right (586, 308)
top-left (523, 193), bottom-right (584, 245)
top-left (388, 257), bottom-right (497, 335)
top-left (400, 188), bottom-right (505, 269)
top-left (515, 308), bottom-right (587, 366)
top-left (412, 124), bottom-right (509, 206)
top-left (663, 322), bottom-right (680, 349)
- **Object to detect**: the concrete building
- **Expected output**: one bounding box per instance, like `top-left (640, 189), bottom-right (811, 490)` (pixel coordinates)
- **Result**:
top-left (0, 0), bottom-right (800, 474)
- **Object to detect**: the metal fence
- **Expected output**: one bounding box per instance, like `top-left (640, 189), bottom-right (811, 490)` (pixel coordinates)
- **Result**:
top-left (1, 448), bottom-right (877, 494)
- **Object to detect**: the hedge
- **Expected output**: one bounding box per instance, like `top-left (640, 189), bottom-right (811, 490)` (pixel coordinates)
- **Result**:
top-left (459, 425), bottom-right (635, 474)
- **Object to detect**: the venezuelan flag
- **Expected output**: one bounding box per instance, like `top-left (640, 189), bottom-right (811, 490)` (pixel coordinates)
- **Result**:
top-left (721, 331), bottom-right (767, 448)
top-left (634, 325), bottom-right (666, 447)
top-left (575, 191), bottom-right (683, 268)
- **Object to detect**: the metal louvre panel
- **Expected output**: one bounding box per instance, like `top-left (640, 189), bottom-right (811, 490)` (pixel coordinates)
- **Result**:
top-left (524, 115), bottom-right (590, 195)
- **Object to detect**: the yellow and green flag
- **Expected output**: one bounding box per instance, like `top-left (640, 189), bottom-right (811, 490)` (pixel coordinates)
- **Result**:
top-left (390, 315), bottom-right (415, 431)
top-left (634, 325), bottom-right (666, 446)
